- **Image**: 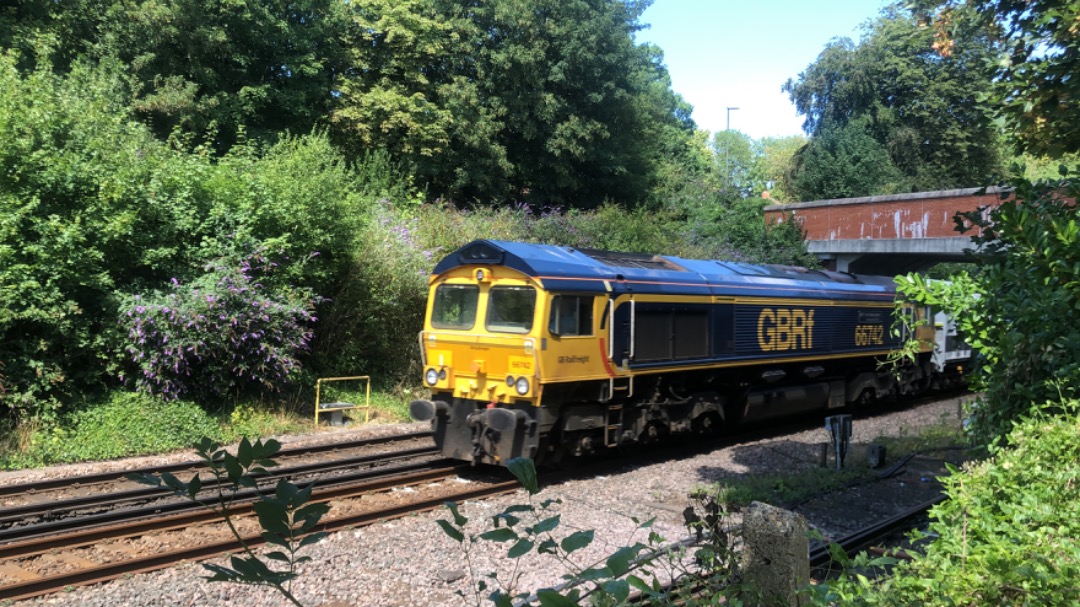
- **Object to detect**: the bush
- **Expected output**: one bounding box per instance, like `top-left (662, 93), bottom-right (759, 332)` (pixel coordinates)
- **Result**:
top-left (810, 405), bottom-right (1080, 606)
top-left (0, 53), bottom-right (366, 421)
top-left (897, 169), bottom-right (1080, 442)
top-left (119, 246), bottom-right (320, 403)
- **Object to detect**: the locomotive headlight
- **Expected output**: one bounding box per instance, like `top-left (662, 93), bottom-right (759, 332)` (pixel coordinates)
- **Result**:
top-left (425, 368), bottom-right (439, 386)
top-left (515, 377), bottom-right (530, 395)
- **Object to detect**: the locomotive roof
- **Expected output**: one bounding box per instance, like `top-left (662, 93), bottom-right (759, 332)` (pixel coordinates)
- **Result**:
top-left (431, 240), bottom-right (896, 301)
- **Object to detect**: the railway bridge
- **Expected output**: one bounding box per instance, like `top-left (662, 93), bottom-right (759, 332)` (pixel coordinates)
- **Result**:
top-left (764, 187), bottom-right (1008, 274)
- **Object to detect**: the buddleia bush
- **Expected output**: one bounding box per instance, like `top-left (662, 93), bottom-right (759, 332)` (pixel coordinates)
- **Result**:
top-left (119, 246), bottom-right (320, 404)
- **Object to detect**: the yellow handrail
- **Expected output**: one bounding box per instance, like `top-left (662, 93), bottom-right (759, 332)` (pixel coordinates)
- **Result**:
top-left (314, 375), bottom-right (372, 425)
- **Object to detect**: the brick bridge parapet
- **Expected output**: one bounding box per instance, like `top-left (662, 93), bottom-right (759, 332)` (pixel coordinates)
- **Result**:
top-left (763, 187), bottom-right (1010, 274)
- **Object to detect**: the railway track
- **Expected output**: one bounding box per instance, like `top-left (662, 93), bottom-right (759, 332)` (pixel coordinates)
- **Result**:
top-left (0, 444), bottom-right (439, 532)
top-left (0, 455), bottom-right (520, 602)
top-left (0, 430), bottom-right (432, 498)
top-left (808, 495), bottom-right (944, 570)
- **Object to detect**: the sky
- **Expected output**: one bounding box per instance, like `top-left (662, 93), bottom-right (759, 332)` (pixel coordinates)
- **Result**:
top-left (636, 0), bottom-right (891, 140)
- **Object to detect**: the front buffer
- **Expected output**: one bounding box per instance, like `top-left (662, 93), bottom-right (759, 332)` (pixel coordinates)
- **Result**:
top-left (410, 398), bottom-right (541, 465)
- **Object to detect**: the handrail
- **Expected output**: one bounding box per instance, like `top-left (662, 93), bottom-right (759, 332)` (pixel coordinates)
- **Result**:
top-left (314, 375), bottom-right (372, 425)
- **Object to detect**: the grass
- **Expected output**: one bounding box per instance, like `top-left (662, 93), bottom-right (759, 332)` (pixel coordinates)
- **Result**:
top-left (0, 386), bottom-right (418, 471)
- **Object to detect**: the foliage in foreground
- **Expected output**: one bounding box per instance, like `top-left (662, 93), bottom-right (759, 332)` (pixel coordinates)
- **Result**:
top-left (809, 406), bottom-right (1080, 606)
top-left (436, 458), bottom-right (751, 607)
top-left (130, 437), bottom-right (328, 607)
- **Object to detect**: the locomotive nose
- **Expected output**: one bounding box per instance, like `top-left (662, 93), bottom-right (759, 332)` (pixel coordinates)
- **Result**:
top-left (409, 399), bottom-right (448, 421)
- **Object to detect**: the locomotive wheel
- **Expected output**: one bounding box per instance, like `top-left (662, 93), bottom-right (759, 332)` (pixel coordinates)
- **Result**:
top-left (855, 388), bottom-right (876, 407)
top-left (692, 412), bottom-right (723, 436)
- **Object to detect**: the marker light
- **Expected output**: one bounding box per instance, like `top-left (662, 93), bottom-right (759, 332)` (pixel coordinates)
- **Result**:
top-left (506, 375), bottom-right (515, 386)
top-left (515, 377), bottom-right (530, 395)
top-left (425, 368), bottom-right (439, 386)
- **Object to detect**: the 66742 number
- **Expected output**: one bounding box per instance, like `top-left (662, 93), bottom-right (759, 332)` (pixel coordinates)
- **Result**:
top-left (854, 324), bottom-right (884, 346)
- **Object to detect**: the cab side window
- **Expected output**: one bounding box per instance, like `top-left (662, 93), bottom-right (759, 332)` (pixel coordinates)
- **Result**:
top-left (549, 295), bottom-right (594, 336)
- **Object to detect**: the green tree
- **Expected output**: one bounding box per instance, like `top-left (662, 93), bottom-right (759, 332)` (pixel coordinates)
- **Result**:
top-left (784, 5), bottom-right (1004, 197)
top-left (748, 135), bottom-right (806, 203)
top-left (330, 0), bottom-right (474, 176)
top-left (3, 0), bottom-right (352, 149)
top-left (710, 130), bottom-right (755, 199)
top-left (0, 53), bottom-right (367, 419)
top-left (330, 0), bottom-right (697, 208)
top-left (789, 120), bottom-right (902, 200)
top-left (913, 0), bottom-right (1080, 157)
top-left (102, 0), bottom-right (352, 148)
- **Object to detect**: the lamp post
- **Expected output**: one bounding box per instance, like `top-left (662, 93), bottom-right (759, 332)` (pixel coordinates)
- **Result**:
top-left (726, 106), bottom-right (739, 131)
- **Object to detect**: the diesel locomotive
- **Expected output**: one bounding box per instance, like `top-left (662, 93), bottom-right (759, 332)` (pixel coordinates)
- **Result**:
top-left (409, 240), bottom-right (954, 466)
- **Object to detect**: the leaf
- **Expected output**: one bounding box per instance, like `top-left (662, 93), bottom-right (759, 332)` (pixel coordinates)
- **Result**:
top-left (560, 530), bottom-right (594, 554)
top-left (126, 472), bottom-right (162, 487)
top-left (602, 579), bottom-right (630, 602)
top-left (627, 575), bottom-right (655, 594)
top-left (606, 545), bottom-right (639, 576)
top-left (253, 500), bottom-right (291, 534)
top-left (493, 513), bottom-right (520, 528)
top-left (436, 519), bottom-right (465, 542)
top-left (479, 528), bottom-right (518, 542)
top-left (536, 588), bottom-right (579, 607)
top-left (265, 551), bottom-right (291, 562)
top-left (186, 473), bottom-right (202, 499)
top-left (489, 590), bottom-right (514, 607)
top-left (506, 457), bottom-right (539, 494)
top-left (160, 471), bottom-right (186, 494)
top-left (296, 503), bottom-right (331, 529)
top-left (530, 514), bottom-right (561, 535)
top-left (202, 563), bottom-right (241, 583)
top-left (237, 436), bottom-right (253, 468)
top-left (578, 567), bottom-right (612, 581)
top-left (223, 454), bottom-right (244, 484)
top-left (508, 538), bottom-right (534, 558)
top-left (445, 501), bottom-right (468, 526)
top-left (261, 532), bottom-right (290, 548)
